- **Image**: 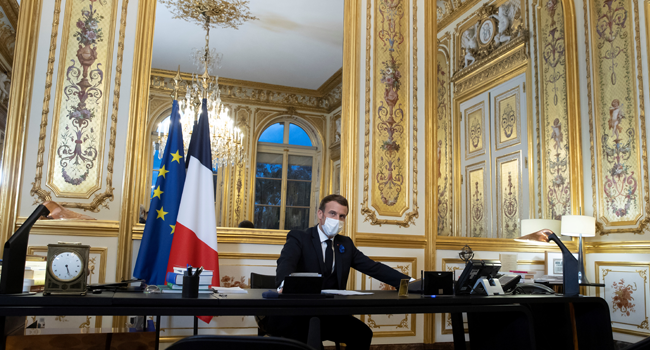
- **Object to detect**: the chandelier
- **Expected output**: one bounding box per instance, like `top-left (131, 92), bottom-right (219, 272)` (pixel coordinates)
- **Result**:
top-left (156, 0), bottom-right (257, 168)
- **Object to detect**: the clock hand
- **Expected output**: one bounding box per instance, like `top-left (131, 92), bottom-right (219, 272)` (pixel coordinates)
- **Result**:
top-left (66, 265), bottom-right (70, 276)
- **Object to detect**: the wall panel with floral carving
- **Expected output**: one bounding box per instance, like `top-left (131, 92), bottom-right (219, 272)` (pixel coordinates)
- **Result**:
top-left (587, 0), bottom-right (649, 232)
top-left (371, 0), bottom-right (410, 216)
top-left (537, 0), bottom-right (572, 220)
top-left (437, 43), bottom-right (452, 236)
top-left (47, 0), bottom-right (118, 198)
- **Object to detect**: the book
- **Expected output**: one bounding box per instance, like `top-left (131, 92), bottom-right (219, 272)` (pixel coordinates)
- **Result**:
top-left (172, 267), bottom-right (213, 276)
top-left (156, 285), bottom-right (213, 293)
top-left (165, 272), bottom-right (213, 285)
top-left (211, 286), bottom-right (247, 294)
top-left (167, 282), bottom-right (212, 290)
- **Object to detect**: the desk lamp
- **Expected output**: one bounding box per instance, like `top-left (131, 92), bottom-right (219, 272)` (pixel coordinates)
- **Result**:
top-left (516, 219), bottom-right (579, 296)
top-left (560, 215), bottom-right (595, 284)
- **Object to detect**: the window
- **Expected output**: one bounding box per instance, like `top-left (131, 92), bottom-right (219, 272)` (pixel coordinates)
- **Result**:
top-left (254, 121), bottom-right (318, 230)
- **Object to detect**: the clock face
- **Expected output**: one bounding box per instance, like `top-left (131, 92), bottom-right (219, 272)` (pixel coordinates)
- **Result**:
top-left (479, 20), bottom-right (495, 45)
top-left (50, 252), bottom-right (83, 282)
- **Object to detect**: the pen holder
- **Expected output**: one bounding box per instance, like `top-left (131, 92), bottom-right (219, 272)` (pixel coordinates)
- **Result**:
top-left (182, 275), bottom-right (200, 298)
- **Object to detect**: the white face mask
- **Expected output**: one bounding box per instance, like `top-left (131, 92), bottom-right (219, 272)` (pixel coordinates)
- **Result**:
top-left (321, 217), bottom-right (344, 238)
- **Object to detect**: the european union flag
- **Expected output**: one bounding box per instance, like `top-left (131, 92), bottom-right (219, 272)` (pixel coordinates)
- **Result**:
top-left (133, 100), bottom-right (186, 285)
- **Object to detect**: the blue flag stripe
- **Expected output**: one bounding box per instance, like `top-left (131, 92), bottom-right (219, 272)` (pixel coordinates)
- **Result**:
top-left (186, 99), bottom-right (213, 170)
top-left (133, 100), bottom-right (186, 285)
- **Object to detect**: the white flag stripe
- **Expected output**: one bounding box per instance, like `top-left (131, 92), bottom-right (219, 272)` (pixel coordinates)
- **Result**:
top-left (176, 156), bottom-right (218, 251)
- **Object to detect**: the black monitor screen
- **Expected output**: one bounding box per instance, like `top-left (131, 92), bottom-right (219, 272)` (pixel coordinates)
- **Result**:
top-left (454, 260), bottom-right (501, 295)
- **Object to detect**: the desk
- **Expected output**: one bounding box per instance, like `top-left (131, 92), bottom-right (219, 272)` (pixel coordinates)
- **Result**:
top-left (0, 290), bottom-right (614, 350)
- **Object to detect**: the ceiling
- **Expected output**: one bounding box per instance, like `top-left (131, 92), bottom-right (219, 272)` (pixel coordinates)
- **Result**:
top-left (151, 0), bottom-right (344, 90)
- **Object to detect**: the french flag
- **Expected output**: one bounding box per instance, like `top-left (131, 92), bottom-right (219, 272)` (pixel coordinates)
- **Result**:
top-left (167, 99), bottom-right (220, 321)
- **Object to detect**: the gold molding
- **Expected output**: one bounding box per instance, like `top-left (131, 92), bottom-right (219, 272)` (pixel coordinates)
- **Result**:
top-left (45, 0), bottom-right (119, 199)
top-left (149, 68), bottom-right (343, 114)
top-left (355, 232), bottom-right (427, 249)
top-left (436, 236), bottom-right (577, 253)
top-left (0, 0), bottom-right (43, 253)
top-left (31, 0), bottom-right (128, 212)
top-left (29, 0), bottom-right (62, 205)
top-left (425, 0), bottom-right (438, 343)
top-left (452, 36), bottom-right (529, 98)
top-left (360, 0), bottom-right (419, 227)
top-left (586, 0), bottom-right (650, 234)
top-left (586, 241), bottom-right (650, 254)
top-left (132, 225), bottom-right (289, 245)
top-left (0, 0), bottom-right (19, 29)
top-left (116, 0), bottom-right (156, 284)
top-left (16, 218), bottom-right (119, 237)
top-left (218, 252), bottom-right (280, 261)
top-left (532, 0), bottom-right (543, 219)
top-left (437, 0), bottom-right (482, 32)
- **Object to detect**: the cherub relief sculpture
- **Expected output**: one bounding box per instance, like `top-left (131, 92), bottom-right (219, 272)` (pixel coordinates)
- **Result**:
top-left (461, 22), bottom-right (479, 67)
top-left (491, 0), bottom-right (522, 45)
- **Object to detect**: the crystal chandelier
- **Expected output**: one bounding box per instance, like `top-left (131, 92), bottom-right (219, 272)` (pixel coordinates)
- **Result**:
top-left (156, 0), bottom-right (257, 168)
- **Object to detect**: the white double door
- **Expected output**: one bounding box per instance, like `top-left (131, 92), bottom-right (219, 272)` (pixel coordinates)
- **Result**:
top-left (459, 73), bottom-right (529, 239)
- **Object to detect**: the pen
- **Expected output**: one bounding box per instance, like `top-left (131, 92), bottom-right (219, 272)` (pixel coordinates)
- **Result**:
top-left (188, 266), bottom-right (193, 277)
top-left (196, 267), bottom-right (203, 276)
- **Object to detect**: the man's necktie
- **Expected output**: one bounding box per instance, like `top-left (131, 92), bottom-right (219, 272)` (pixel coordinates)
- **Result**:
top-left (324, 240), bottom-right (333, 277)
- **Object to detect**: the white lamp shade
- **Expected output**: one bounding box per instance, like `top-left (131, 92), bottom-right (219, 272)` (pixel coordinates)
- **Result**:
top-left (520, 219), bottom-right (561, 235)
top-left (561, 215), bottom-right (596, 237)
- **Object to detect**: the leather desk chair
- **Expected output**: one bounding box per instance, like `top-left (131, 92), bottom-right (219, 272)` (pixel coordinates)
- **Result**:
top-left (249, 272), bottom-right (341, 350)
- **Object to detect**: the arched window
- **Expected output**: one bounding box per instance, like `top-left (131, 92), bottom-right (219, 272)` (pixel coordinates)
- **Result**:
top-left (254, 120), bottom-right (318, 230)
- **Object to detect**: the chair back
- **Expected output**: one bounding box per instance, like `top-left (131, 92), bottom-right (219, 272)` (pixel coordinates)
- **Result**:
top-left (167, 335), bottom-right (317, 350)
top-left (250, 272), bottom-right (276, 289)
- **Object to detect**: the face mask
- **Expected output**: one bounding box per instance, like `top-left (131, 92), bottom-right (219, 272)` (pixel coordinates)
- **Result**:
top-left (322, 217), bottom-right (344, 238)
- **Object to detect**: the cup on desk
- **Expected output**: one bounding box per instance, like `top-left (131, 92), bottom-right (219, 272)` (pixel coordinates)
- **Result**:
top-left (182, 275), bottom-right (200, 298)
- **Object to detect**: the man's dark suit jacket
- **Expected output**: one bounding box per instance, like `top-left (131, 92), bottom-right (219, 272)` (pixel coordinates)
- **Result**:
top-left (276, 226), bottom-right (410, 289)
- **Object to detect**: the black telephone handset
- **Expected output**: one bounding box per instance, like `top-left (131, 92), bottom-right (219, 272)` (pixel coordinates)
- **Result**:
top-left (513, 283), bottom-right (556, 295)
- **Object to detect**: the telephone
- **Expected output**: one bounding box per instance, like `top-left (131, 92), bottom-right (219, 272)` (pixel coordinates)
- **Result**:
top-left (512, 283), bottom-right (555, 295)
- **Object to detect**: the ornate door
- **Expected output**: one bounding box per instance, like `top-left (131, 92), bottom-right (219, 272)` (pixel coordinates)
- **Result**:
top-left (460, 73), bottom-right (528, 238)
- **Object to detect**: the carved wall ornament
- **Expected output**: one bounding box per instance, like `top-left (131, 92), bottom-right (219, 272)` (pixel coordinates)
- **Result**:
top-left (458, 1), bottom-right (525, 71)
top-left (586, 0), bottom-right (650, 234)
top-left (149, 68), bottom-right (342, 114)
top-left (452, 36), bottom-right (529, 96)
top-left (31, 0), bottom-right (129, 212)
top-left (360, 0), bottom-right (419, 227)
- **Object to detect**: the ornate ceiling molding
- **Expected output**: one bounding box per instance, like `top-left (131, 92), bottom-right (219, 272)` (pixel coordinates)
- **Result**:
top-left (438, 0), bottom-right (483, 32)
top-left (149, 68), bottom-right (342, 113)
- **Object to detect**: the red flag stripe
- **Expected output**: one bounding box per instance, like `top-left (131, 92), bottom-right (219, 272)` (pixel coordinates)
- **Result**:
top-left (167, 222), bottom-right (220, 287)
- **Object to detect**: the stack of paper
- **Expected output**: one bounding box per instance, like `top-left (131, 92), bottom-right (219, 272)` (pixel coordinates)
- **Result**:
top-left (211, 286), bottom-right (248, 294)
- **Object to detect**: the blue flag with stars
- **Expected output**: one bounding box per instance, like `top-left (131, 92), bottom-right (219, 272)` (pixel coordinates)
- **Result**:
top-left (133, 100), bottom-right (186, 285)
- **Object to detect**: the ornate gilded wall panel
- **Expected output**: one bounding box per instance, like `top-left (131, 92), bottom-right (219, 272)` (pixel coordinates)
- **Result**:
top-left (466, 162), bottom-right (487, 238)
top-left (46, 0), bottom-right (118, 198)
top-left (361, 0), bottom-right (418, 227)
top-left (496, 152), bottom-right (521, 239)
top-left (537, 0), bottom-right (572, 220)
top-left (588, 0), bottom-right (649, 231)
top-left (371, 0), bottom-right (410, 216)
top-left (464, 102), bottom-right (485, 160)
top-left (231, 106), bottom-right (252, 225)
top-left (494, 87), bottom-right (520, 149)
top-left (437, 43), bottom-right (452, 236)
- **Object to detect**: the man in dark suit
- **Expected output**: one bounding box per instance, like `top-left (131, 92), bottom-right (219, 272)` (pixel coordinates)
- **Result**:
top-left (264, 194), bottom-right (411, 349)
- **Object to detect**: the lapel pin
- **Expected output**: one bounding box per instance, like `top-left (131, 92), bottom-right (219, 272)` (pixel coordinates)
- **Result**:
top-left (338, 244), bottom-right (345, 254)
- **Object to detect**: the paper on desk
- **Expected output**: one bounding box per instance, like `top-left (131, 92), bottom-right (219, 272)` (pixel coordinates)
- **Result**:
top-left (499, 253), bottom-right (518, 273)
top-left (321, 289), bottom-right (373, 295)
top-left (211, 286), bottom-right (248, 294)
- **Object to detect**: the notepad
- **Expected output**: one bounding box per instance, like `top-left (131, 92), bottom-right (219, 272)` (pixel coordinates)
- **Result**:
top-left (211, 286), bottom-right (248, 294)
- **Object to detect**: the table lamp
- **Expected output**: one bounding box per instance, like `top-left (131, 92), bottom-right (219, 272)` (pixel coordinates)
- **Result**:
top-left (560, 215), bottom-right (595, 284)
top-left (515, 219), bottom-right (579, 296)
